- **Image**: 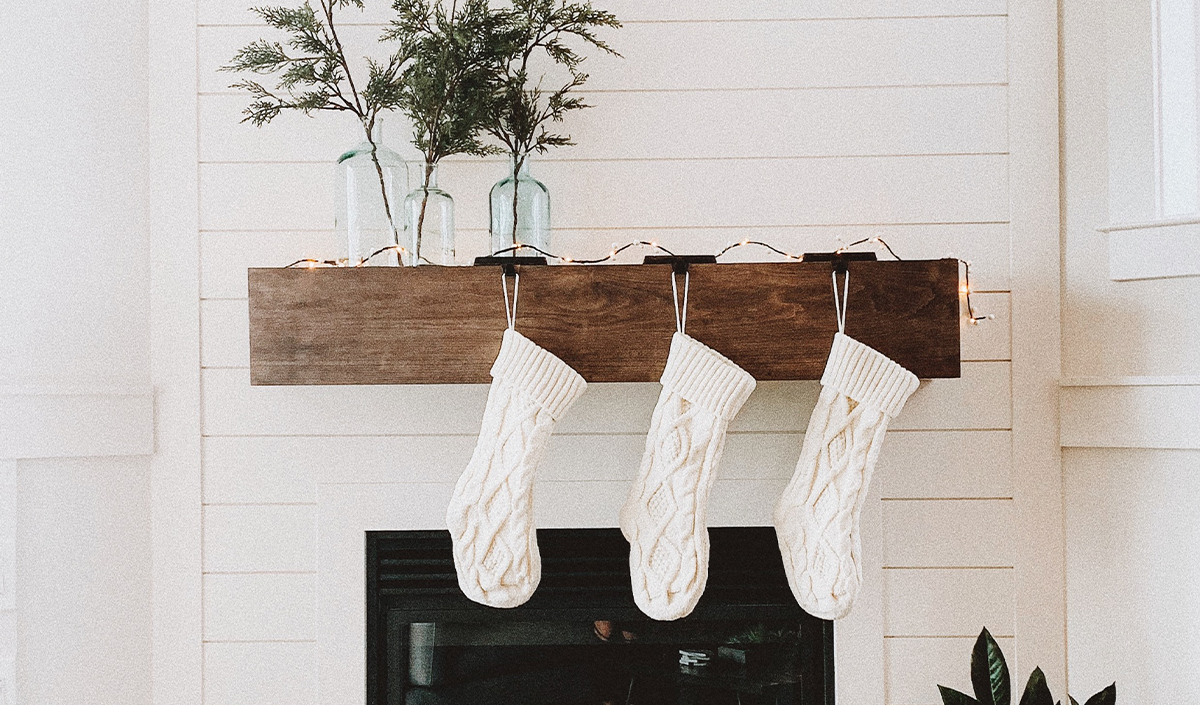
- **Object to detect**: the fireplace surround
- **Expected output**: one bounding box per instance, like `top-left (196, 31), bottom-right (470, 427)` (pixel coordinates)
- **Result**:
top-left (366, 527), bottom-right (834, 704)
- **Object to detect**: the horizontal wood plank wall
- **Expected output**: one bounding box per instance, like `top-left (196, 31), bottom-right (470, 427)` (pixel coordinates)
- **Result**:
top-left (195, 1), bottom-right (1013, 703)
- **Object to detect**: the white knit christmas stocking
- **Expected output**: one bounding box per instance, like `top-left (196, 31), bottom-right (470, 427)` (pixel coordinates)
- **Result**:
top-left (621, 332), bottom-right (757, 621)
top-left (774, 332), bottom-right (919, 620)
top-left (446, 328), bottom-right (587, 609)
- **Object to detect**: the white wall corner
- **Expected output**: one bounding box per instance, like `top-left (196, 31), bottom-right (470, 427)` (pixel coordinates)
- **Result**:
top-left (0, 386), bottom-right (154, 459)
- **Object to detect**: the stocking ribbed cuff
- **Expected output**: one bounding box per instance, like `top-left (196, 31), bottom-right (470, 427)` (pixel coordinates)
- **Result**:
top-left (490, 329), bottom-right (587, 420)
top-left (821, 333), bottom-right (919, 418)
top-left (659, 333), bottom-right (757, 420)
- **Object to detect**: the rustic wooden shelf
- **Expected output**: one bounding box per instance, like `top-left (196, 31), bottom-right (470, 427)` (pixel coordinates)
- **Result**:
top-left (247, 259), bottom-right (960, 385)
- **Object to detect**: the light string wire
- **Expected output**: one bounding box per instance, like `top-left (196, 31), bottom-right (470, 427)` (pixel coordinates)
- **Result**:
top-left (285, 236), bottom-right (991, 324)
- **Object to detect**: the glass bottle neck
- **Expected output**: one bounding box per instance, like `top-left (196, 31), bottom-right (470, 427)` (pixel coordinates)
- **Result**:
top-left (421, 162), bottom-right (440, 189)
top-left (510, 155), bottom-right (531, 178)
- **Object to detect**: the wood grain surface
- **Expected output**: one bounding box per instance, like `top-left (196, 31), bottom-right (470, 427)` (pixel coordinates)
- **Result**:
top-left (248, 260), bottom-right (960, 384)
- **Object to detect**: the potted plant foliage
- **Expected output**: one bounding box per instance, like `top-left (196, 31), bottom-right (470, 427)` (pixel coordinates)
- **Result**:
top-left (939, 628), bottom-right (1115, 705)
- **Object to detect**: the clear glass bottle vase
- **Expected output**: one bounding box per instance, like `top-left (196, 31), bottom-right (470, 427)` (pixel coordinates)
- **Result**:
top-left (334, 119), bottom-right (408, 265)
top-left (403, 162), bottom-right (455, 266)
top-left (489, 156), bottom-right (550, 256)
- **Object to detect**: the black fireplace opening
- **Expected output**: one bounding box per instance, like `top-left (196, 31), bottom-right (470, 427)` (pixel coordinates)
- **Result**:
top-left (367, 527), bottom-right (834, 705)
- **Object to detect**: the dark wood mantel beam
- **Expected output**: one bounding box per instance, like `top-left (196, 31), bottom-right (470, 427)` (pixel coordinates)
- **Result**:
top-left (248, 259), bottom-right (960, 385)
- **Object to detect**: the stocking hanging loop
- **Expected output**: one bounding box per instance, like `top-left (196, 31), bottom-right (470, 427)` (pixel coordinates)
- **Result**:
top-left (502, 270), bottom-right (520, 330)
top-left (670, 269), bottom-right (690, 334)
top-left (831, 269), bottom-right (849, 334)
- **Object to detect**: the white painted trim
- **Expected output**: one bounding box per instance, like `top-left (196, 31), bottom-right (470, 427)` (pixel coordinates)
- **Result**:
top-left (1061, 383), bottom-right (1200, 449)
top-left (0, 654), bottom-right (14, 705)
top-left (1008, 0), bottom-right (1068, 694)
top-left (1061, 374), bottom-right (1200, 386)
top-left (148, 1), bottom-right (203, 704)
top-left (0, 388), bottom-right (154, 459)
top-left (1095, 214), bottom-right (1200, 231)
top-left (0, 383), bottom-right (151, 396)
top-left (1098, 218), bottom-right (1200, 280)
top-left (1151, 0), bottom-right (1166, 215)
top-left (0, 538), bottom-right (12, 614)
top-left (0, 468), bottom-right (14, 613)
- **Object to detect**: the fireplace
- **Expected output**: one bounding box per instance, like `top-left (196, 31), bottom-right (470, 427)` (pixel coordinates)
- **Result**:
top-left (366, 527), bottom-right (834, 704)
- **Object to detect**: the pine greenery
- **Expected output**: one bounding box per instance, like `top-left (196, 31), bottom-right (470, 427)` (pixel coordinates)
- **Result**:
top-left (222, 0), bottom-right (410, 250)
top-left (382, 0), bottom-right (516, 250)
top-left (223, 1), bottom-right (406, 130)
top-left (386, 0), bottom-right (515, 166)
top-left (223, 0), bottom-right (622, 260)
top-left (487, 0), bottom-right (620, 161)
top-left (485, 0), bottom-right (619, 245)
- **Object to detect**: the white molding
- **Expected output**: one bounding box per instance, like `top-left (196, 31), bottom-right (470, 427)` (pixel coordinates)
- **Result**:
top-left (148, 0), bottom-right (203, 704)
top-left (0, 538), bottom-right (12, 614)
top-left (0, 387), bottom-right (153, 459)
top-left (1061, 381), bottom-right (1200, 449)
top-left (1096, 217), bottom-right (1200, 280)
top-left (0, 654), bottom-right (14, 705)
top-left (1008, 0), bottom-right (1067, 693)
top-left (0, 468), bottom-right (13, 613)
top-left (1061, 374), bottom-right (1200, 386)
top-left (1096, 214), bottom-right (1200, 230)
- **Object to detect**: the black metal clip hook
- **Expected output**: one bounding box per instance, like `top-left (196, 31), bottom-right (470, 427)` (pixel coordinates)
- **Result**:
top-left (473, 255), bottom-right (547, 277)
top-left (802, 251), bottom-right (877, 274)
top-left (642, 254), bottom-right (718, 274)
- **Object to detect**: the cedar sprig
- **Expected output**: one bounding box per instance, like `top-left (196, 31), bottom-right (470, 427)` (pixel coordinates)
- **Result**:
top-left (223, 1), bottom-right (406, 128)
top-left (486, 0), bottom-right (619, 243)
top-left (384, 0), bottom-right (519, 249)
top-left (222, 0), bottom-right (410, 252)
top-left (385, 0), bottom-right (517, 165)
top-left (487, 0), bottom-right (620, 160)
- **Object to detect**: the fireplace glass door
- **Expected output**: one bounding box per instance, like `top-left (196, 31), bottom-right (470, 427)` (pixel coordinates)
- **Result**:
top-left (368, 528), bottom-right (834, 705)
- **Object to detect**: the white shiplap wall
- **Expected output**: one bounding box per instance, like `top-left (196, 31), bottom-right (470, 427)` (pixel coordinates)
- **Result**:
top-left (195, 2), bottom-right (1015, 704)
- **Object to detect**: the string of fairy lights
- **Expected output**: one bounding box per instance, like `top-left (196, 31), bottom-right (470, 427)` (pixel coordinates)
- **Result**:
top-left (284, 236), bottom-right (993, 325)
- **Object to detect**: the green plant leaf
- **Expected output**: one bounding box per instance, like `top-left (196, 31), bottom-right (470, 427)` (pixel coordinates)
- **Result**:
top-left (971, 628), bottom-right (1011, 705)
top-left (1070, 697), bottom-right (1080, 705)
top-left (940, 685), bottom-right (981, 705)
top-left (1018, 667), bottom-right (1055, 705)
top-left (1082, 684), bottom-right (1116, 705)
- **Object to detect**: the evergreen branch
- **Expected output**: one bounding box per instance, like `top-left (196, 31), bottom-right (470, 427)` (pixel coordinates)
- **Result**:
top-left (223, 0), bottom-right (409, 129)
top-left (224, 0), bottom-right (412, 256)
top-left (485, 1), bottom-right (619, 164)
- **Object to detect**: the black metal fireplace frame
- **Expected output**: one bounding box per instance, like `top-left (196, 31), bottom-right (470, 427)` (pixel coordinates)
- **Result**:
top-left (366, 527), bottom-right (834, 705)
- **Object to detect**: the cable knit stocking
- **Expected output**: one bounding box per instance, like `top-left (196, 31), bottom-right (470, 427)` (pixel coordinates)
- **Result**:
top-left (621, 333), bottom-right (757, 621)
top-left (446, 329), bottom-right (587, 609)
top-left (774, 333), bottom-right (919, 620)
